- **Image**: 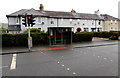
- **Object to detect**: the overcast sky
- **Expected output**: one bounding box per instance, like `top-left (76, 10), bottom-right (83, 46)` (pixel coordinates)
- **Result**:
top-left (0, 0), bottom-right (120, 23)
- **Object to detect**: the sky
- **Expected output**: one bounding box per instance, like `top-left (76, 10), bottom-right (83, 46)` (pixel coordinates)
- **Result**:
top-left (0, 0), bottom-right (120, 23)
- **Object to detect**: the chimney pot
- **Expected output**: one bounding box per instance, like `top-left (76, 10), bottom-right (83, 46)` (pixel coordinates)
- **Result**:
top-left (71, 9), bottom-right (76, 13)
top-left (94, 9), bottom-right (100, 15)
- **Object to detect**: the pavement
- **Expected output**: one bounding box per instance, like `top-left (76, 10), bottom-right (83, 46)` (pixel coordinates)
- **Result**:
top-left (1, 37), bottom-right (119, 55)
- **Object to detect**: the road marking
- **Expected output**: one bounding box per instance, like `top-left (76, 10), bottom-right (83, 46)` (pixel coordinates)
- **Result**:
top-left (57, 61), bottom-right (60, 64)
top-left (61, 64), bottom-right (64, 66)
top-left (97, 56), bottom-right (100, 58)
top-left (0, 66), bottom-right (8, 69)
top-left (67, 68), bottom-right (70, 71)
top-left (104, 58), bottom-right (107, 60)
top-left (110, 60), bottom-right (113, 62)
top-left (73, 72), bottom-right (76, 75)
top-left (10, 54), bottom-right (17, 70)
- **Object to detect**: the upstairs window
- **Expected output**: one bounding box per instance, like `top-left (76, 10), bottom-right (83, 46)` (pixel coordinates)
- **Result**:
top-left (61, 18), bottom-right (63, 23)
top-left (110, 20), bottom-right (113, 24)
top-left (115, 20), bottom-right (117, 24)
top-left (83, 23), bottom-right (85, 26)
top-left (16, 17), bottom-right (19, 24)
top-left (98, 20), bottom-right (101, 25)
top-left (51, 21), bottom-right (54, 24)
top-left (77, 22), bottom-right (80, 24)
top-left (77, 19), bottom-right (80, 24)
top-left (92, 21), bottom-right (94, 25)
top-left (50, 18), bottom-right (54, 24)
top-left (38, 17), bottom-right (42, 23)
top-left (69, 19), bottom-right (72, 24)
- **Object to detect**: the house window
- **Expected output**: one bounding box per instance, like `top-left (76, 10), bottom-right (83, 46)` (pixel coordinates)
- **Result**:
top-left (61, 18), bottom-right (63, 23)
top-left (69, 19), bottom-right (72, 24)
top-left (51, 21), bottom-right (54, 24)
top-left (115, 20), bottom-right (117, 24)
top-left (110, 20), bottom-right (113, 24)
top-left (92, 21), bottom-right (94, 25)
top-left (38, 17), bottom-right (42, 23)
top-left (91, 28), bottom-right (96, 32)
top-left (97, 28), bottom-right (101, 32)
top-left (98, 20), bottom-right (101, 25)
top-left (16, 17), bottom-right (19, 24)
top-left (50, 18), bottom-right (54, 24)
top-left (83, 23), bottom-right (85, 26)
top-left (77, 19), bottom-right (80, 24)
top-left (84, 28), bottom-right (89, 32)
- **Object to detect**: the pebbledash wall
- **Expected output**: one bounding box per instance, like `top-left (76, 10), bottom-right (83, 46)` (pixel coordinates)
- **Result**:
top-left (6, 4), bottom-right (119, 34)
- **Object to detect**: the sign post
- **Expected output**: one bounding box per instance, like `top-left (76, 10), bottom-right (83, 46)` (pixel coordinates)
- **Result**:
top-left (28, 28), bottom-right (32, 51)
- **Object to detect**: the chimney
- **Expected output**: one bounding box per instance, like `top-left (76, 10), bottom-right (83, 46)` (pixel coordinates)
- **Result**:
top-left (71, 9), bottom-right (76, 13)
top-left (94, 9), bottom-right (100, 15)
top-left (39, 4), bottom-right (44, 11)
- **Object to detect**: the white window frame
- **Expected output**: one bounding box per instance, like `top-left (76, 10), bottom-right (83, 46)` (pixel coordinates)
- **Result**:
top-left (16, 17), bottom-right (19, 24)
top-left (38, 17), bottom-right (42, 24)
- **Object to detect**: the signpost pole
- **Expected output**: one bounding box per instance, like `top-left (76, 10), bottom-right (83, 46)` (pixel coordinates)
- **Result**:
top-left (28, 27), bottom-right (31, 51)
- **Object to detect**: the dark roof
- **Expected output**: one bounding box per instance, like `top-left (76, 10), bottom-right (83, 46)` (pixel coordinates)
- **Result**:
top-left (101, 14), bottom-right (119, 21)
top-left (6, 8), bottom-right (118, 20)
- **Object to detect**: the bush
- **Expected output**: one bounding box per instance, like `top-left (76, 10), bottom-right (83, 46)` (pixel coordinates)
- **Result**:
top-left (2, 33), bottom-right (48, 47)
top-left (93, 31), bottom-right (119, 40)
top-left (72, 32), bottom-right (93, 42)
top-left (109, 32), bottom-right (119, 40)
top-left (24, 28), bottom-right (44, 33)
top-left (93, 32), bottom-right (110, 38)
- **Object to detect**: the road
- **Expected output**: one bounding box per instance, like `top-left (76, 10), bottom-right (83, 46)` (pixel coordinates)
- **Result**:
top-left (1, 41), bottom-right (118, 76)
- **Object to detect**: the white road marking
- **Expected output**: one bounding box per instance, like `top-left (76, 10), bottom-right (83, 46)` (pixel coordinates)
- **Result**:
top-left (10, 54), bottom-right (17, 70)
top-left (57, 61), bottom-right (60, 64)
top-left (67, 68), bottom-right (70, 71)
top-left (110, 60), bottom-right (113, 62)
top-left (73, 72), bottom-right (76, 75)
top-left (104, 58), bottom-right (107, 60)
top-left (61, 64), bottom-right (64, 66)
top-left (0, 66), bottom-right (8, 69)
top-left (97, 56), bottom-right (100, 58)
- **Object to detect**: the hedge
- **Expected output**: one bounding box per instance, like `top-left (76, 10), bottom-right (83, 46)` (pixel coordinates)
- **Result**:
top-left (2, 33), bottom-right (48, 47)
top-left (2, 32), bottom-right (94, 46)
top-left (72, 32), bottom-right (93, 42)
top-left (93, 32), bottom-right (119, 40)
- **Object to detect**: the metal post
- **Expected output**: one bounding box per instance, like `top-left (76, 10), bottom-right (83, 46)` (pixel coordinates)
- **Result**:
top-left (49, 28), bottom-right (51, 46)
top-left (55, 29), bottom-right (56, 44)
top-left (71, 28), bottom-right (72, 44)
top-left (28, 28), bottom-right (31, 51)
top-left (61, 28), bottom-right (63, 44)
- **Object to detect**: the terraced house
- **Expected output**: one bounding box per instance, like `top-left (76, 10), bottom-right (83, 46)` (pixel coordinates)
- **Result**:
top-left (6, 4), bottom-right (119, 34)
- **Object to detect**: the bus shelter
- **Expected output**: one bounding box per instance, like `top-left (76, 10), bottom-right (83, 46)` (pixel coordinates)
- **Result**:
top-left (48, 27), bottom-right (73, 46)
